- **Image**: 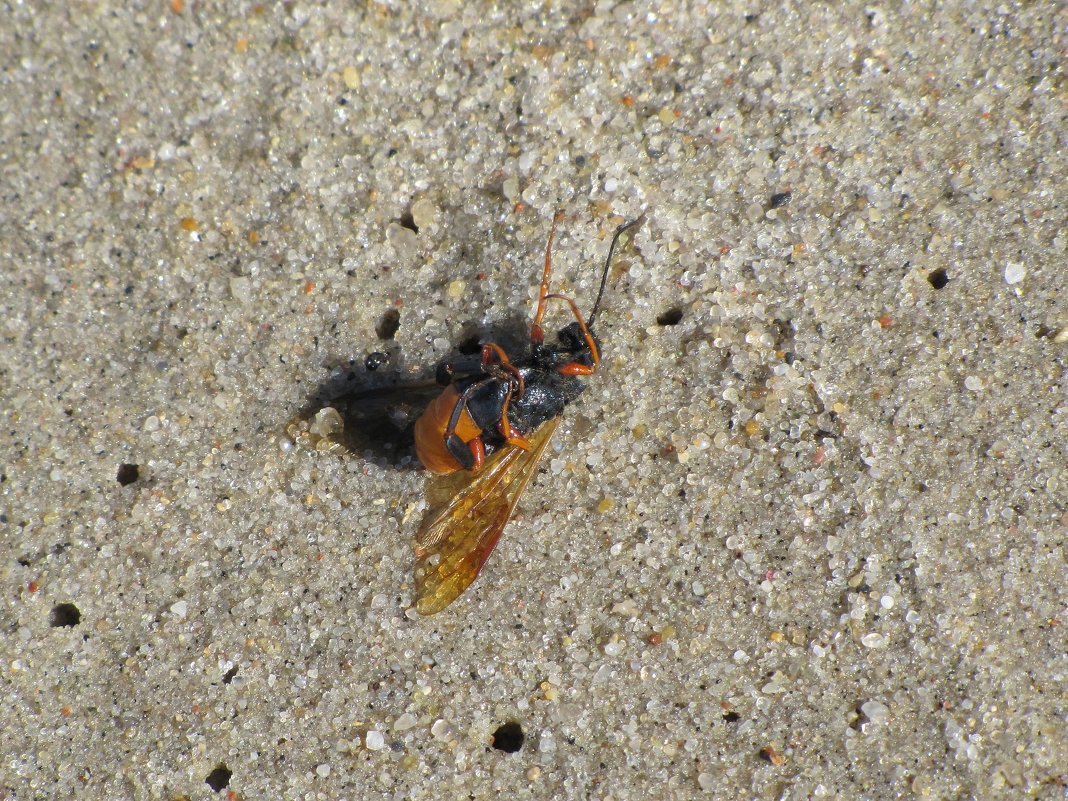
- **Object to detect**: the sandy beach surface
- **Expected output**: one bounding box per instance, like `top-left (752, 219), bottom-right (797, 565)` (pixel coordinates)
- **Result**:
top-left (2, 3), bottom-right (1065, 799)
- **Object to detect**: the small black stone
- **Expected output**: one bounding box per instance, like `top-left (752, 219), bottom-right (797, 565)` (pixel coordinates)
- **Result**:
top-left (769, 191), bottom-right (792, 209)
top-left (364, 351), bottom-right (390, 371)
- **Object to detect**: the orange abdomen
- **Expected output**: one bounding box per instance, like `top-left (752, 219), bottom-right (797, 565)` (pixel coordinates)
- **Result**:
top-left (414, 385), bottom-right (482, 474)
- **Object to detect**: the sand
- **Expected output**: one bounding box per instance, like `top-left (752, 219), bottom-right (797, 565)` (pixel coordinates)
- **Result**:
top-left (2, 2), bottom-right (1065, 799)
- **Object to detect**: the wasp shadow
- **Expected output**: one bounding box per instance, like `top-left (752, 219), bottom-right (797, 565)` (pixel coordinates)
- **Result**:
top-left (287, 311), bottom-right (533, 469)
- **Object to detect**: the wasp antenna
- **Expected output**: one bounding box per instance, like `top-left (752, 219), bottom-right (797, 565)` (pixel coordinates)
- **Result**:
top-left (587, 213), bottom-right (645, 328)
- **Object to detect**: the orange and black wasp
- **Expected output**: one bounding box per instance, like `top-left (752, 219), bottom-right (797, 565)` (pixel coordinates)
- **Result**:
top-left (286, 211), bottom-right (642, 614)
top-left (410, 211), bottom-right (643, 614)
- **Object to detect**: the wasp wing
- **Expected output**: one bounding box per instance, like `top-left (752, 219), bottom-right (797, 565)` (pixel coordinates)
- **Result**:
top-left (413, 417), bottom-right (561, 615)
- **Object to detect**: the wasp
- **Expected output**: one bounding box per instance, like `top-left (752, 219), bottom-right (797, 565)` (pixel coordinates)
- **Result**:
top-left (410, 211), bottom-right (643, 614)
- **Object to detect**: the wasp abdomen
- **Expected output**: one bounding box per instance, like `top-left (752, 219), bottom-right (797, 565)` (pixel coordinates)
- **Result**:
top-left (414, 379), bottom-right (512, 474)
top-left (415, 386), bottom-right (479, 474)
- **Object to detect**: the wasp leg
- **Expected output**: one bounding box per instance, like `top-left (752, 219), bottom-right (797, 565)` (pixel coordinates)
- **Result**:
top-left (481, 341), bottom-right (512, 366)
top-left (497, 384), bottom-right (532, 450)
top-left (478, 343), bottom-right (531, 448)
top-left (466, 436), bottom-right (485, 470)
top-left (481, 342), bottom-right (526, 397)
top-left (530, 210), bottom-right (565, 346)
top-left (541, 292), bottom-right (601, 374)
top-left (440, 435), bottom-right (482, 474)
top-left (442, 377), bottom-right (493, 470)
top-left (442, 431), bottom-right (485, 471)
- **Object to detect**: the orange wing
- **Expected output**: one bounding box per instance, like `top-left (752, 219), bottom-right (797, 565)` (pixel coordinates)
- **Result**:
top-left (413, 417), bottom-right (561, 615)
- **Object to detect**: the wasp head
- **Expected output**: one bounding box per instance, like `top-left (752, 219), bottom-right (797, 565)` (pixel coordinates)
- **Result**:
top-left (558, 321), bottom-right (597, 353)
